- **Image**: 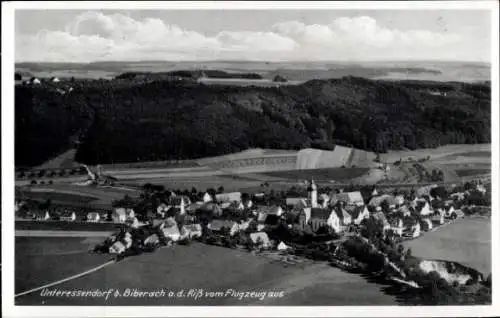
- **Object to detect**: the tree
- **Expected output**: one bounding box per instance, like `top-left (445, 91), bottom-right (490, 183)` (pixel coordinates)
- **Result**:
top-left (380, 200), bottom-right (390, 214)
top-left (217, 186), bottom-right (225, 194)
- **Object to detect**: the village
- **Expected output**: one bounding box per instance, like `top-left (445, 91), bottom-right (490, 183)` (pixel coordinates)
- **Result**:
top-left (15, 176), bottom-right (491, 298)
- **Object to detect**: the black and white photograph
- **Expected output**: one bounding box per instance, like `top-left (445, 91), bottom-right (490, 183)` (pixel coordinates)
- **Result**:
top-left (2, 1), bottom-right (499, 317)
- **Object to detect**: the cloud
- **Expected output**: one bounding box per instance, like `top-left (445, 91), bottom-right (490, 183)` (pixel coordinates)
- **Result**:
top-left (16, 12), bottom-right (466, 62)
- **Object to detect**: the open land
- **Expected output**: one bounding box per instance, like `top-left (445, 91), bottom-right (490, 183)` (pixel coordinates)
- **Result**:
top-left (15, 239), bottom-right (398, 306)
top-left (403, 217), bottom-right (491, 275)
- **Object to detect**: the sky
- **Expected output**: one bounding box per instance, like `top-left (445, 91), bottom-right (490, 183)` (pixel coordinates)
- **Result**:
top-left (14, 9), bottom-right (492, 63)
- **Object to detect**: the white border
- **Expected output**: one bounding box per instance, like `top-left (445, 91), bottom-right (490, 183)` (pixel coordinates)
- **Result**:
top-left (2, 1), bottom-right (499, 317)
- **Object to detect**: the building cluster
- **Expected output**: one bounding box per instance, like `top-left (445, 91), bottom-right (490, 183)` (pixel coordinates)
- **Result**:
top-left (16, 177), bottom-right (489, 255)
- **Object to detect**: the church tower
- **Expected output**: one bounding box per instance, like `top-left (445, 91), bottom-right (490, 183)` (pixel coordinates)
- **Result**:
top-left (308, 179), bottom-right (318, 208)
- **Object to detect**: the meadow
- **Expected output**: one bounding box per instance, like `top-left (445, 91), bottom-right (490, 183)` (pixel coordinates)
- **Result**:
top-left (15, 241), bottom-right (398, 306)
top-left (403, 217), bottom-right (491, 275)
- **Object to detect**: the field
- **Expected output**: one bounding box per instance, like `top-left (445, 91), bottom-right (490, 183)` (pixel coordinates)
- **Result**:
top-left (15, 221), bottom-right (123, 232)
top-left (403, 217), bottom-right (491, 275)
top-left (15, 240), bottom-right (398, 306)
top-left (19, 184), bottom-right (141, 206)
top-left (262, 168), bottom-right (369, 182)
top-left (15, 237), bottom-right (112, 295)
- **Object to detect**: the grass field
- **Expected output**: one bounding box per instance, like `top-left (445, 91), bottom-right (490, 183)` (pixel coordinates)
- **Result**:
top-left (15, 241), bottom-right (398, 306)
top-left (454, 168), bottom-right (491, 177)
top-left (19, 184), bottom-right (141, 206)
top-left (15, 237), bottom-right (112, 295)
top-left (403, 217), bottom-right (491, 275)
top-left (15, 221), bottom-right (124, 232)
top-left (262, 168), bottom-right (370, 181)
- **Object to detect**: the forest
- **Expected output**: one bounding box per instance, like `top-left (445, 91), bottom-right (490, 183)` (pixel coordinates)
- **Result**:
top-left (15, 76), bottom-right (491, 167)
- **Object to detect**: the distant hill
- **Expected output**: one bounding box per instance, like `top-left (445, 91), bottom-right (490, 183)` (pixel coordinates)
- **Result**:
top-left (15, 76), bottom-right (490, 167)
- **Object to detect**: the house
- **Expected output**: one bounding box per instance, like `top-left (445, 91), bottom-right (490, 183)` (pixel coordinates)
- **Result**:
top-left (444, 204), bottom-right (456, 218)
top-left (347, 205), bottom-right (370, 225)
top-left (181, 224), bottom-right (203, 239)
top-left (161, 225), bottom-right (181, 242)
top-left (112, 208), bottom-right (135, 223)
top-left (34, 211), bottom-right (51, 221)
top-left (410, 222), bottom-right (421, 238)
top-left (87, 212), bottom-right (101, 222)
top-left (330, 191), bottom-right (365, 207)
top-left (198, 202), bottom-right (223, 217)
top-left (416, 185), bottom-right (438, 197)
top-left (450, 192), bottom-right (466, 201)
top-left (371, 187), bottom-right (379, 196)
top-left (239, 219), bottom-right (253, 231)
top-left (327, 206), bottom-right (352, 234)
top-left (285, 197), bottom-right (308, 208)
top-left (60, 210), bottom-right (76, 222)
top-left (397, 205), bottom-right (411, 217)
top-left (242, 199), bottom-right (253, 209)
top-left (420, 218), bottom-right (433, 231)
top-left (277, 241), bottom-right (290, 251)
top-left (126, 216), bottom-right (141, 229)
top-left (30, 77), bottom-right (41, 85)
top-left (50, 76), bottom-right (61, 83)
top-left (372, 211), bottom-right (391, 232)
top-left (208, 220), bottom-right (240, 236)
top-left (228, 201), bottom-right (245, 211)
top-left (259, 205), bottom-right (284, 217)
top-left (156, 203), bottom-right (170, 218)
top-left (215, 192), bottom-right (242, 203)
top-left (394, 195), bottom-right (405, 207)
top-left (109, 232), bottom-right (133, 254)
top-left (368, 194), bottom-right (397, 209)
top-left (414, 199), bottom-right (433, 216)
top-left (476, 184), bottom-right (487, 194)
top-left (389, 217), bottom-right (404, 236)
top-left (249, 232), bottom-right (271, 249)
top-left (202, 192), bottom-right (213, 203)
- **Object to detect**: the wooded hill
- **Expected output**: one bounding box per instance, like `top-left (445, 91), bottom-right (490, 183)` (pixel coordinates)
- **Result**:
top-left (15, 76), bottom-right (491, 167)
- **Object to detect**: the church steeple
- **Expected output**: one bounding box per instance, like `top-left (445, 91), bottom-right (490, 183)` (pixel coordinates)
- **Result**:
top-left (308, 179), bottom-right (318, 208)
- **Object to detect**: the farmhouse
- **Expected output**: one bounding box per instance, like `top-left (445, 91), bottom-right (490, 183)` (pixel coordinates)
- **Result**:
top-left (156, 203), bottom-right (170, 218)
top-left (330, 191), bottom-right (364, 207)
top-left (328, 206), bottom-right (352, 233)
top-left (34, 211), bottom-right (51, 221)
top-left (249, 232), bottom-right (271, 249)
top-left (398, 205), bottom-right (412, 217)
top-left (414, 199), bottom-right (433, 216)
top-left (347, 205), bottom-right (370, 225)
top-left (202, 192), bottom-right (213, 203)
top-left (112, 208), bottom-right (135, 223)
top-left (60, 210), bottom-right (76, 222)
top-left (181, 224), bottom-right (203, 239)
top-left (368, 194), bottom-right (397, 209)
top-left (259, 205), bottom-right (284, 217)
top-left (285, 197), bottom-right (309, 209)
top-left (215, 192), bottom-right (242, 203)
top-left (87, 212), bottom-right (100, 222)
top-left (161, 225), bottom-right (181, 242)
top-left (389, 217), bottom-right (404, 236)
top-left (197, 202), bottom-right (223, 218)
top-left (208, 220), bottom-right (240, 236)
top-left (372, 211), bottom-right (391, 232)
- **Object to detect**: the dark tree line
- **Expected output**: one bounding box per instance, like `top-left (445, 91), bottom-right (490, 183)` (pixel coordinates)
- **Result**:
top-left (15, 76), bottom-right (491, 166)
